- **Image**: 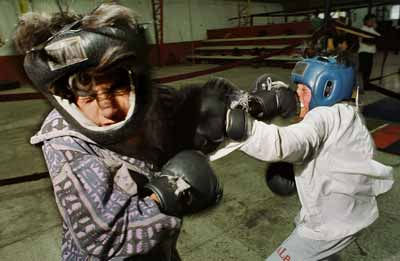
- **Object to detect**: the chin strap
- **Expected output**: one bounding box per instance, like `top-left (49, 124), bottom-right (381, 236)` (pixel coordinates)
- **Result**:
top-left (225, 109), bottom-right (254, 141)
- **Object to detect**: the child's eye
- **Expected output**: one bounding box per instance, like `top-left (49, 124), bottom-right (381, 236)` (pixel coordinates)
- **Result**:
top-left (78, 96), bottom-right (95, 103)
top-left (110, 83), bottom-right (130, 94)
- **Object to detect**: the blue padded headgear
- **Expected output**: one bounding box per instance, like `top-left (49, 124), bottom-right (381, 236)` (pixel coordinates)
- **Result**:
top-left (291, 57), bottom-right (355, 109)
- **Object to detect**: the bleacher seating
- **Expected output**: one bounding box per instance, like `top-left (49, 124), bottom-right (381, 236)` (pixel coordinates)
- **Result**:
top-left (187, 21), bottom-right (314, 66)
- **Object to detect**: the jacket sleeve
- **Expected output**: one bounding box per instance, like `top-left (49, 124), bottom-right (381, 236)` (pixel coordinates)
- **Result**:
top-left (240, 108), bottom-right (331, 163)
top-left (42, 136), bottom-right (181, 259)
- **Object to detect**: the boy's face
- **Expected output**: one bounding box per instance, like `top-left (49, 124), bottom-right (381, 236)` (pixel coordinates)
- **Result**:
top-left (338, 41), bottom-right (348, 51)
top-left (75, 73), bottom-right (131, 127)
top-left (296, 83), bottom-right (312, 118)
top-left (365, 18), bottom-right (376, 28)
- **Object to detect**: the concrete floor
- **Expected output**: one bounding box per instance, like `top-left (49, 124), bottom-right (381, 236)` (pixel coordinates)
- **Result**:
top-left (0, 52), bottom-right (399, 260)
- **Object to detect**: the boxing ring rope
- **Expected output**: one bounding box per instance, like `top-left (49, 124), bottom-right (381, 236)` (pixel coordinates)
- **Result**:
top-left (0, 172), bottom-right (48, 187)
top-left (0, 92), bottom-right (43, 102)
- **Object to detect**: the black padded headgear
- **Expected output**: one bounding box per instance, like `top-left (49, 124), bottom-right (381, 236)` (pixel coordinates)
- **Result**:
top-left (24, 20), bottom-right (149, 89)
top-left (24, 17), bottom-right (154, 158)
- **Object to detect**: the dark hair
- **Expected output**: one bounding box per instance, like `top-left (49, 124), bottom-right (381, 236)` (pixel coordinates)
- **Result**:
top-left (363, 14), bottom-right (376, 24)
top-left (333, 35), bottom-right (347, 47)
top-left (14, 12), bottom-right (80, 54)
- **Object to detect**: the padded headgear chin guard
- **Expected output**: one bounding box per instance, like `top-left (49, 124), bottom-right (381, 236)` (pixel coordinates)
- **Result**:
top-left (23, 19), bottom-right (153, 155)
top-left (291, 57), bottom-right (355, 109)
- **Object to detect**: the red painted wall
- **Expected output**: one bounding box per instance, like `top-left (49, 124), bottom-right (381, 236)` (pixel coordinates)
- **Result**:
top-left (149, 41), bottom-right (202, 66)
top-left (0, 55), bottom-right (31, 84)
top-left (0, 41), bottom-right (202, 84)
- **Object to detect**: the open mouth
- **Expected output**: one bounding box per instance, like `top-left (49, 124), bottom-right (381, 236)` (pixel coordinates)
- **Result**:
top-left (101, 121), bottom-right (116, 126)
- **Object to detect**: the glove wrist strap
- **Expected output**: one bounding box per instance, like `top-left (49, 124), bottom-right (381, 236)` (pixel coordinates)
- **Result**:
top-left (226, 109), bottom-right (254, 141)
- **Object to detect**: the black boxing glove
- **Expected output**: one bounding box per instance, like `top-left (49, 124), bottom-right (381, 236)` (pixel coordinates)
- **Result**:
top-left (194, 77), bottom-right (238, 153)
top-left (194, 77), bottom-right (258, 152)
top-left (225, 108), bottom-right (254, 141)
top-left (265, 162), bottom-right (297, 197)
top-left (195, 105), bottom-right (254, 153)
top-left (251, 73), bottom-right (289, 93)
top-left (274, 87), bottom-right (299, 118)
top-left (144, 150), bottom-right (223, 216)
top-left (248, 90), bottom-right (279, 120)
top-left (249, 74), bottom-right (299, 120)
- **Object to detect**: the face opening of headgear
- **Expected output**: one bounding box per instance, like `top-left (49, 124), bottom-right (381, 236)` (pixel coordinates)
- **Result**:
top-left (291, 56), bottom-right (355, 110)
top-left (67, 66), bottom-right (135, 99)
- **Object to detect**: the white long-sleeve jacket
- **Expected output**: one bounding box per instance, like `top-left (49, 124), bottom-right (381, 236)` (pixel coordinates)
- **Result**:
top-left (211, 103), bottom-right (394, 240)
top-left (358, 25), bottom-right (380, 54)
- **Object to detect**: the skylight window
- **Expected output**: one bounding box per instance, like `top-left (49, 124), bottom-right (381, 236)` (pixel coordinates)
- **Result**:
top-left (391, 5), bottom-right (400, 20)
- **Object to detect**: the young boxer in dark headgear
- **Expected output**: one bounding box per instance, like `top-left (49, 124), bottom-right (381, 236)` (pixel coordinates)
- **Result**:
top-left (16, 3), bottom-right (224, 260)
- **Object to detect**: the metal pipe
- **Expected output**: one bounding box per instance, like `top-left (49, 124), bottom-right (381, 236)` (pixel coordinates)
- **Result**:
top-left (368, 0), bottom-right (373, 14)
top-left (188, 0), bottom-right (195, 65)
top-left (324, 0), bottom-right (332, 28)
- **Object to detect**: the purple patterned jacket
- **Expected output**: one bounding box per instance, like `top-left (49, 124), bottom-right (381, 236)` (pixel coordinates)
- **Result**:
top-left (31, 109), bottom-right (182, 261)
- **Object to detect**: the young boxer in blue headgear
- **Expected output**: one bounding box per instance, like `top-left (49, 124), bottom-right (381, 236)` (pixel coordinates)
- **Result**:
top-left (195, 56), bottom-right (394, 261)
